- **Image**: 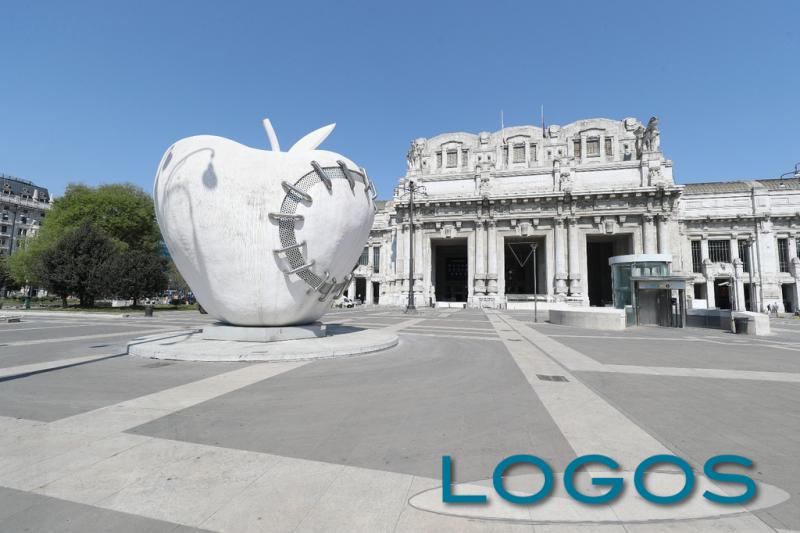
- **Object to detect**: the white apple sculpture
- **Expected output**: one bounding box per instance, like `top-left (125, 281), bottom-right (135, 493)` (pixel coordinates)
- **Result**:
top-left (154, 119), bottom-right (376, 326)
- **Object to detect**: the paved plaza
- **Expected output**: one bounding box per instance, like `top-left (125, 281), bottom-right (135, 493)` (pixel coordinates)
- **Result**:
top-left (0, 308), bottom-right (798, 532)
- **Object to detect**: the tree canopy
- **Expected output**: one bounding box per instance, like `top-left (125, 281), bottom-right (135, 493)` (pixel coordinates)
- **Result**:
top-left (105, 250), bottom-right (169, 305)
top-left (36, 223), bottom-right (118, 307)
top-left (9, 183), bottom-right (161, 286)
top-left (6, 183), bottom-right (174, 307)
top-left (38, 183), bottom-right (161, 251)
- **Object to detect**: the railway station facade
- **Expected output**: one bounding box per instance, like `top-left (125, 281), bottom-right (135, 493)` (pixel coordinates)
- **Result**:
top-left (348, 117), bottom-right (800, 313)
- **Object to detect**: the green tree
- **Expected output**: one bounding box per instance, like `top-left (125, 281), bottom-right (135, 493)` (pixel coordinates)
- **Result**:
top-left (9, 182), bottom-right (161, 286)
top-left (0, 256), bottom-right (10, 296)
top-left (37, 223), bottom-right (117, 307)
top-left (38, 183), bottom-right (161, 251)
top-left (105, 250), bottom-right (169, 306)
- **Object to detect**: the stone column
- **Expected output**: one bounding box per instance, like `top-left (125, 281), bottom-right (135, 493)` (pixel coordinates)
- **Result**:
top-left (414, 224), bottom-right (423, 275)
top-left (790, 238), bottom-right (800, 313)
top-left (398, 225), bottom-right (407, 277)
top-left (599, 133), bottom-right (606, 163)
top-left (487, 220), bottom-right (498, 294)
top-left (567, 217), bottom-right (581, 296)
top-left (700, 237), bottom-right (709, 262)
top-left (414, 224), bottom-right (423, 304)
top-left (348, 277), bottom-right (356, 300)
top-left (554, 218), bottom-right (568, 297)
top-left (730, 236), bottom-right (744, 311)
top-left (643, 214), bottom-right (656, 254)
top-left (389, 230), bottom-right (397, 276)
top-left (657, 214), bottom-right (670, 255)
top-left (474, 220), bottom-right (486, 296)
top-left (365, 275), bottom-right (373, 306)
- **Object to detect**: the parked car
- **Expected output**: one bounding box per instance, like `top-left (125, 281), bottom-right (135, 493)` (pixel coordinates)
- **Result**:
top-left (334, 296), bottom-right (355, 308)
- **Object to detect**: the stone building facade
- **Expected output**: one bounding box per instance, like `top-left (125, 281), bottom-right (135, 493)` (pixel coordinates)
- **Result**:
top-left (0, 174), bottom-right (52, 256)
top-left (349, 117), bottom-right (800, 313)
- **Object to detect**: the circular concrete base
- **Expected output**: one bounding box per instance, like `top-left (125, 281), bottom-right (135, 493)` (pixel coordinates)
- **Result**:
top-left (200, 322), bottom-right (326, 342)
top-left (127, 325), bottom-right (399, 362)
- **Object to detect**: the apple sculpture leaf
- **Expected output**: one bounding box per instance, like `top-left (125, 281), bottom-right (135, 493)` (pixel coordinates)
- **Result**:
top-left (154, 119), bottom-right (377, 326)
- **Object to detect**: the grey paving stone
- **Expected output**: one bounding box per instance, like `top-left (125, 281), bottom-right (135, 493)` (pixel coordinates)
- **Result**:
top-left (574, 371), bottom-right (800, 531)
top-left (129, 333), bottom-right (576, 481)
top-left (0, 486), bottom-right (211, 532)
top-left (0, 356), bottom-right (243, 422)
top-left (553, 331), bottom-right (800, 373)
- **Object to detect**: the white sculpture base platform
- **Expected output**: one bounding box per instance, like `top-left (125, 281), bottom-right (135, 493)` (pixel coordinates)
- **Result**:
top-left (128, 324), bottom-right (398, 362)
top-left (200, 322), bottom-right (326, 342)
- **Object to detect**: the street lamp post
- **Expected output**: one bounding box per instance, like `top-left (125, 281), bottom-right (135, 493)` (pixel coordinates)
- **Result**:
top-left (398, 179), bottom-right (426, 313)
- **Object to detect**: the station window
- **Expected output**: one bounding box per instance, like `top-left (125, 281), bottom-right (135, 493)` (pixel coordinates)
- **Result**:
top-left (691, 241), bottom-right (702, 272)
top-left (436, 151), bottom-right (442, 168)
top-left (605, 137), bottom-right (613, 157)
top-left (708, 239), bottom-right (731, 263)
top-left (777, 238), bottom-right (790, 272)
top-left (512, 143), bottom-right (525, 163)
top-left (573, 140), bottom-right (581, 158)
top-left (373, 247), bottom-right (381, 273)
top-left (586, 138), bottom-right (600, 157)
top-left (358, 247), bottom-right (369, 266)
top-left (503, 145), bottom-right (509, 165)
top-left (529, 143), bottom-right (537, 161)
top-left (446, 150), bottom-right (458, 168)
top-left (461, 149), bottom-right (469, 168)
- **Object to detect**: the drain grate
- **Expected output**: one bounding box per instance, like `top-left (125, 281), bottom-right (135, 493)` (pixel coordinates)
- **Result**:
top-left (536, 374), bottom-right (569, 382)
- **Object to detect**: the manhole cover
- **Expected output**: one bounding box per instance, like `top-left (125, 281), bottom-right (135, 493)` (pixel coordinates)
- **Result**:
top-left (536, 374), bottom-right (568, 382)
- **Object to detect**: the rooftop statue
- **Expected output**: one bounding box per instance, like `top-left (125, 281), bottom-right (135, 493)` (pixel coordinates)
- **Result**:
top-left (642, 116), bottom-right (660, 152)
top-left (406, 138), bottom-right (426, 171)
top-left (154, 119), bottom-right (376, 326)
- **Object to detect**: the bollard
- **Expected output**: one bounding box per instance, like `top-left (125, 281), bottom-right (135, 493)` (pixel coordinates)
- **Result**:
top-left (144, 305), bottom-right (154, 317)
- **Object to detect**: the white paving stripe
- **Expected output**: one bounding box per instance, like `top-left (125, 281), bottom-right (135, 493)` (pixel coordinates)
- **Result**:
top-left (401, 331), bottom-right (503, 341)
top-left (383, 317), bottom-right (426, 331)
top-left (487, 312), bottom-right (670, 467)
top-left (0, 313), bottom-right (788, 532)
top-left (0, 359), bottom-right (429, 532)
top-left (507, 316), bottom-right (800, 383)
top-left (48, 361), bottom-right (306, 437)
top-left (599, 364), bottom-right (800, 383)
top-left (0, 353), bottom-right (121, 378)
top-left (0, 328), bottom-right (180, 347)
top-left (480, 312), bottom-right (780, 529)
top-left (0, 323), bottom-right (96, 333)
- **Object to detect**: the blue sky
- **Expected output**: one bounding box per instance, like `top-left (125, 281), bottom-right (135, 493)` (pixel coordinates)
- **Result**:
top-left (2, 1), bottom-right (798, 199)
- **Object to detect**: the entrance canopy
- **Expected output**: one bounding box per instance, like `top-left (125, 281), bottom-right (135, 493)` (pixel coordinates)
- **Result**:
top-left (609, 254), bottom-right (673, 309)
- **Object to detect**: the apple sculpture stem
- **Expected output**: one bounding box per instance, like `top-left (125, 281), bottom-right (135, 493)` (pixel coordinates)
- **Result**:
top-left (154, 118), bottom-right (377, 326)
top-left (262, 118), bottom-right (281, 151)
